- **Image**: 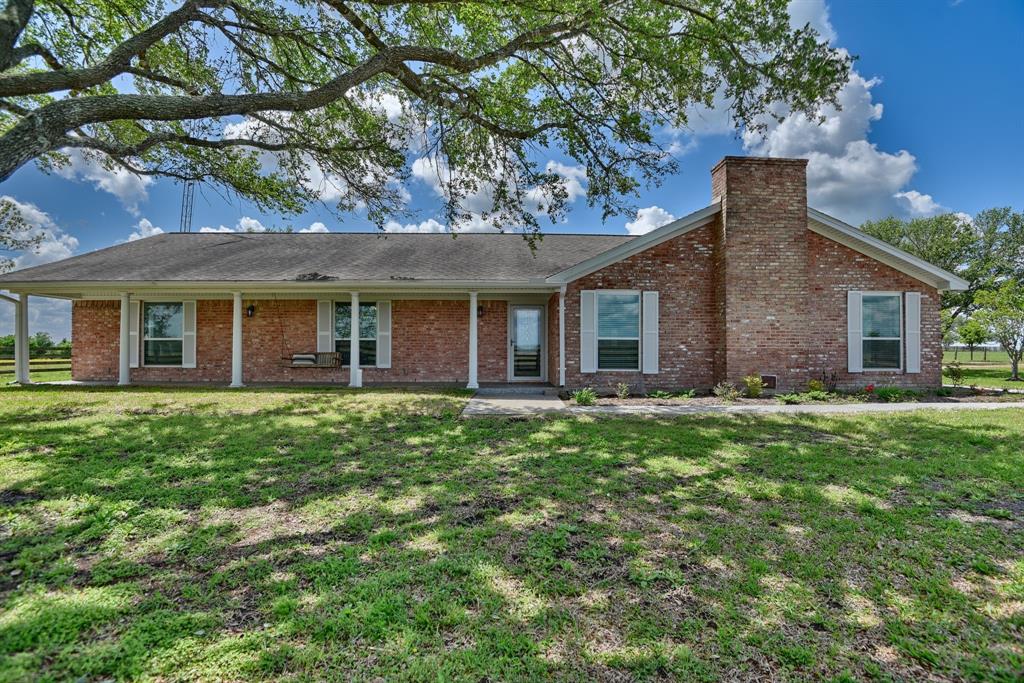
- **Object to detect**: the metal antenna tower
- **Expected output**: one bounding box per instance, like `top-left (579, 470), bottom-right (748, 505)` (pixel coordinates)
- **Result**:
top-left (179, 180), bottom-right (195, 232)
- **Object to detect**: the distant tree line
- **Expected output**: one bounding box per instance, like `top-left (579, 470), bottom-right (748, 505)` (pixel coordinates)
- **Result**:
top-left (0, 332), bottom-right (71, 358)
top-left (861, 208), bottom-right (1024, 380)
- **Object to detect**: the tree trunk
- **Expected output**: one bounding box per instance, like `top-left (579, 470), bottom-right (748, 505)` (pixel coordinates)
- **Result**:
top-left (969, 345), bottom-right (974, 361)
top-left (1011, 356), bottom-right (1020, 381)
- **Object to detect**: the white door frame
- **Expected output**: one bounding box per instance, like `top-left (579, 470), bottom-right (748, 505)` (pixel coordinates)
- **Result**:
top-left (507, 304), bottom-right (547, 382)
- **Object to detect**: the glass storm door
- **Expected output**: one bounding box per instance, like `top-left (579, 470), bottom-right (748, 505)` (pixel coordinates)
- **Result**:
top-left (511, 306), bottom-right (543, 380)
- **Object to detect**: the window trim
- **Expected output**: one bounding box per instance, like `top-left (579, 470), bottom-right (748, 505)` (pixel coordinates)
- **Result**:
top-left (595, 289), bottom-right (642, 372)
top-left (860, 291), bottom-right (903, 372)
top-left (333, 300), bottom-right (379, 368)
top-left (141, 300), bottom-right (185, 368)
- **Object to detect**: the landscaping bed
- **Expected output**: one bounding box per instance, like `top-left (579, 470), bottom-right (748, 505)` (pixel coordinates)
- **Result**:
top-left (566, 386), bottom-right (1024, 407)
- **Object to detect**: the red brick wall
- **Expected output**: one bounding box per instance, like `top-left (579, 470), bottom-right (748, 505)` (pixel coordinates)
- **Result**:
top-left (477, 300), bottom-right (507, 383)
top-left (71, 301), bottom-right (119, 381)
top-left (71, 297), bottom-right (506, 385)
top-left (563, 224), bottom-right (719, 392)
top-left (806, 232), bottom-right (942, 389)
top-left (712, 156), bottom-right (812, 389)
top-left (546, 294), bottom-right (559, 385)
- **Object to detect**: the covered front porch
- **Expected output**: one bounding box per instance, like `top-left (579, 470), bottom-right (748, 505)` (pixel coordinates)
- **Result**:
top-left (6, 284), bottom-right (570, 388)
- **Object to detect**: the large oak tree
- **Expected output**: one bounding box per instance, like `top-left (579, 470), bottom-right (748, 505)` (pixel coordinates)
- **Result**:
top-left (0, 0), bottom-right (848, 234)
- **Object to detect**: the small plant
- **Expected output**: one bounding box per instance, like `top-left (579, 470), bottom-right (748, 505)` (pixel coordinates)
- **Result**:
top-left (571, 387), bottom-right (598, 406)
top-left (874, 387), bottom-right (919, 403)
top-left (863, 383), bottom-right (875, 395)
top-left (674, 388), bottom-right (697, 399)
top-left (775, 393), bottom-right (804, 405)
top-left (803, 390), bottom-right (832, 402)
top-left (614, 382), bottom-right (631, 399)
top-left (820, 368), bottom-right (839, 393)
top-left (647, 390), bottom-right (673, 399)
top-left (807, 378), bottom-right (825, 392)
top-left (743, 375), bottom-right (764, 398)
top-left (945, 360), bottom-right (966, 387)
top-left (935, 387), bottom-right (953, 397)
top-left (712, 381), bottom-right (742, 402)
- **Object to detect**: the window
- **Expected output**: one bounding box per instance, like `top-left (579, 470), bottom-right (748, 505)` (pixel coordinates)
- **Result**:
top-left (335, 302), bottom-right (377, 366)
top-left (143, 302), bottom-right (183, 366)
top-left (862, 294), bottom-right (902, 370)
top-left (597, 292), bottom-right (640, 370)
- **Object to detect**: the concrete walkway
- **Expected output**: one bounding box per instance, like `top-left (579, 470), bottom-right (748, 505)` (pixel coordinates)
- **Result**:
top-left (463, 396), bottom-right (1024, 418)
top-left (462, 392), bottom-right (568, 416)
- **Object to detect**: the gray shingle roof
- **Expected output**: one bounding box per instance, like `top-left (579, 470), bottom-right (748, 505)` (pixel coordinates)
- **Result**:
top-left (0, 232), bottom-right (633, 284)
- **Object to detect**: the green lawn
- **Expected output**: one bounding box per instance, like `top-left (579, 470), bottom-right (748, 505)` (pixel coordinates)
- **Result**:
top-left (0, 359), bottom-right (71, 384)
top-left (941, 351), bottom-right (1022, 390)
top-left (0, 387), bottom-right (1021, 681)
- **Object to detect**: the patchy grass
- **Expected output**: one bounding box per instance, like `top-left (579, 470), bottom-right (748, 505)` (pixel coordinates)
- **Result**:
top-left (0, 386), bottom-right (1021, 681)
top-left (943, 365), bottom-right (1023, 391)
top-left (0, 360), bottom-right (71, 384)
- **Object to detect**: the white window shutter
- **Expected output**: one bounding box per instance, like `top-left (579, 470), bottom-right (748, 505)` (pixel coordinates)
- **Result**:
top-left (905, 292), bottom-right (921, 374)
top-left (642, 291), bottom-right (659, 374)
top-left (580, 290), bottom-right (596, 373)
top-left (376, 301), bottom-right (391, 368)
top-left (182, 300), bottom-right (197, 368)
top-left (316, 300), bottom-right (333, 352)
top-left (129, 300), bottom-right (140, 368)
top-left (847, 290), bottom-right (863, 373)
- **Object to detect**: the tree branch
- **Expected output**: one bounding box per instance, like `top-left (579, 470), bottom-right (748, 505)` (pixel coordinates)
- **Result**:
top-left (0, 0), bottom-right (223, 98)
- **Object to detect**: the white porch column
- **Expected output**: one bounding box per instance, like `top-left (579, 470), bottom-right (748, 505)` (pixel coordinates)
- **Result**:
top-left (118, 292), bottom-right (131, 385)
top-left (230, 292), bottom-right (243, 387)
top-left (558, 286), bottom-right (566, 387)
top-left (14, 294), bottom-right (29, 384)
top-left (349, 291), bottom-right (362, 387)
top-left (467, 291), bottom-right (479, 389)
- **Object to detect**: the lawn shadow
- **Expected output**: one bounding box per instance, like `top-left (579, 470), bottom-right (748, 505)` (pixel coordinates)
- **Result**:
top-left (0, 390), bottom-right (1021, 680)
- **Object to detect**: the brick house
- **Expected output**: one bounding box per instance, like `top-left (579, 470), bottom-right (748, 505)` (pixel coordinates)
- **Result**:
top-left (1, 156), bottom-right (966, 391)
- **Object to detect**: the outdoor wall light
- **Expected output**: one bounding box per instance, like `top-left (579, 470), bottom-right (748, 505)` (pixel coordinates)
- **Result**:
top-left (477, 305), bottom-right (485, 318)
top-left (246, 304), bottom-right (255, 318)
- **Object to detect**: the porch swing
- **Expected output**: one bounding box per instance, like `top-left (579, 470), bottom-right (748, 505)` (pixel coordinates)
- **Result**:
top-left (271, 299), bottom-right (342, 369)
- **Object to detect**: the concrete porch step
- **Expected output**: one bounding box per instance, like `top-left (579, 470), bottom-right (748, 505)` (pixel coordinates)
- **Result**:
top-left (475, 385), bottom-right (560, 397)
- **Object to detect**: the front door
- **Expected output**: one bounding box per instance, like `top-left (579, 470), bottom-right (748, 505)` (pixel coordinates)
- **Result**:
top-left (510, 305), bottom-right (544, 380)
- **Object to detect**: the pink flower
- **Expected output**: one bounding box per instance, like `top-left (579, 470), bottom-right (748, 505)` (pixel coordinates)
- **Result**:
top-left (865, 384), bottom-right (875, 393)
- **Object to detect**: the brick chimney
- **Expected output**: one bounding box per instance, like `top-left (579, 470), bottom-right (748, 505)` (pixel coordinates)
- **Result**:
top-left (711, 156), bottom-right (810, 390)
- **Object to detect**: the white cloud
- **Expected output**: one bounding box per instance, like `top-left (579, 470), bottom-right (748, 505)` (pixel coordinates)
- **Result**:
top-left (788, 0), bottom-right (838, 43)
top-left (894, 190), bottom-right (947, 217)
top-left (53, 149), bottom-right (153, 215)
top-left (625, 206), bottom-right (677, 235)
top-left (237, 216), bottom-right (267, 232)
top-left (741, 52), bottom-right (939, 223)
top-left (299, 221), bottom-right (329, 233)
top-left (383, 218), bottom-right (447, 233)
top-left (0, 196), bottom-right (80, 270)
top-left (411, 155), bottom-right (589, 229)
top-left (199, 216), bottom-right (268, 233)
top-left (127, 218), bottom-right (164, 241)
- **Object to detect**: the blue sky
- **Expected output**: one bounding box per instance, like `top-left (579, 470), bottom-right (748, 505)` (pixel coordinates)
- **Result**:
top-left (2, 0), bottom-right (1022, 339)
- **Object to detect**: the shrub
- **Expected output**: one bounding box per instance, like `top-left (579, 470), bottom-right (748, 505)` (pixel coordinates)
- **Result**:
top-left (863, 383), bottom-right (875, 394)
top-left (674, 388), bottom-right (697, 399)
top-left (776, 393), bottom-right (804, 405)
top-left (647, 390), bottom-right (673, 399)
top-left (571, 387), bottom-right (598, 406)
top-left (803, 390), bottom-right (833, 402)
top-left (874, 387), bottom-right (920, 403)
top-left (614, 382), bottom-right (631, 399)
top-left (743, 375), bottom-right (764, 398)
top-left (820, 369), bottom-right (839, 393)
top-left (935, 387), bottom-right (953, 397)
top-left (945, 360), bottom-right (966, 387)
top-left (712, 381), bottom-right (742, 402)
top-left (807, 378), bottom-right (825, 392)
